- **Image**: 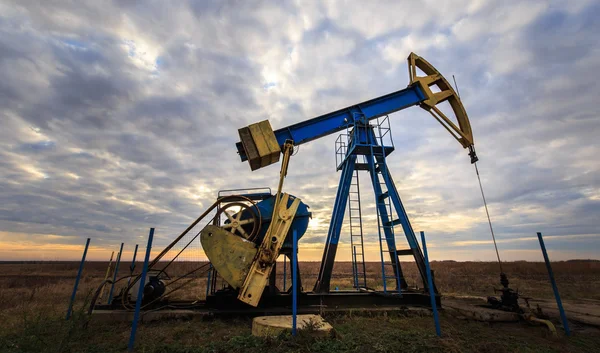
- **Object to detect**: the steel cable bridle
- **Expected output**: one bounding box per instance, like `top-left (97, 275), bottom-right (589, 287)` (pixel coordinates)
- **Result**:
top-left (474, 161), bottom-right (503, 274)
top-left (452, 76), bottom-right (503, 275)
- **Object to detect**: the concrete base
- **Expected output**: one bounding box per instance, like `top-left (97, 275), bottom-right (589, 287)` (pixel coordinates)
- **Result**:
top-left (252, 314), bottom-right (333, 337)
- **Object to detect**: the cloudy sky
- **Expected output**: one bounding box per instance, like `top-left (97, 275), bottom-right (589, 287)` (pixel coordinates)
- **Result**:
top-left (1, 0), bottom-right (599, 263)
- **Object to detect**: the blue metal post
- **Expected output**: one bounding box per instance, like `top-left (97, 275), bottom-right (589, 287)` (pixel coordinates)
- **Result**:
top-left (108, 242), bottom-right (124, 305)
top-left (66, 237), bottom-right (90, 320)
top-left (206, 263), bottom-right (213, 298)
top-left (292, 229), bottom-right (298, 336)
top-left (314, 155), bottom-right (356, 292)
top-left (420, 231), bottom-right (441, 337)
top-left (127, 244), bottom-right (139, 288)
top-left (537, 232), bottom-right (570, 336)
top-left (283, 255), bottom-right (287, 291)
top-left (382, 158), bottom-right (429, 291)
top-left (128, 228), bottom-right (154, 352)
top-left (366, 153), bottom-right (397, 293)
top-left (352, 246), bottom-right (358, 288)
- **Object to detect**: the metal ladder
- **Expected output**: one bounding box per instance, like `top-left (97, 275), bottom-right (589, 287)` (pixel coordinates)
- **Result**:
top-left (371, 146), bottom-right (403, 294)
top-left (348, 169), bottom-right (367, 289)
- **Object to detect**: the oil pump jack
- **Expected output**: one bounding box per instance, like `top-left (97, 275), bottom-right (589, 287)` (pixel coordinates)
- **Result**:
top-left (108, 52), bottom-right (478, 313)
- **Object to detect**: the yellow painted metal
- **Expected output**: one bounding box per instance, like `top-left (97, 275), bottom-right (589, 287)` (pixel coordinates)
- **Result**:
top-left (237, 140), bottom-right (298, 306)
top-left (99, 251), bottom-right (115, 302)
top-left (200, 224), bottom-right (258, 289)
top-left (239, 120), bottom-right (280, 170)
top-left (200, 139), bottom-right (296, 306)
top-left (256, 120), bottom-right (281, 165)
top-left (523, 313), bottom-right (557, 336)
top-left (408, 52), bottom-right (475, 148)
top-left (238, 192), bottom-right (301, 306)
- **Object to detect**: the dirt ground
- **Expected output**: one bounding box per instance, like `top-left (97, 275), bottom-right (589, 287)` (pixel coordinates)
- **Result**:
top-left (1, 260), bottom-right (599, 352)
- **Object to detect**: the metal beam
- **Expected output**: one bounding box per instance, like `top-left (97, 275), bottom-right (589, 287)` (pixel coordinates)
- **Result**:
top-left (66, 238), bottom-right (90, 320)
top-left (313, 155), bottom-right (357, 293)
top-left (237, 84), bottom-right (425, 161)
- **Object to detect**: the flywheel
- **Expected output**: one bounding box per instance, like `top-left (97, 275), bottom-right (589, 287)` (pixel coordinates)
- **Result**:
top-left (214, 201), bottom-right (261, 241)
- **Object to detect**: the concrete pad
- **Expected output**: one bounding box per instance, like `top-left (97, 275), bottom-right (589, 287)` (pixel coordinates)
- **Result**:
top-left (252, 314), bottom-right (333, 337)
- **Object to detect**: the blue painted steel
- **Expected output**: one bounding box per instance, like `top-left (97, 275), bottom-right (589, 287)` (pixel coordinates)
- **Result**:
top-left (324, 156), bottom-right (357, 247)
top-left (421, 231), bottom-right (441, 337)
top-left (352, 246), bottom-right (358, 288)
top-left (283, 255), bottom-right (287, 291)
top-left (317, 122), bottom-right (433, 292)
top-left (314, 155), bottom-right (357, 290)
top-left (366, 153), bottom-right (390, 287)
top-left (292, 229), bottom-right (298, 336)
top-left (379, 160), bottom-right (419, 250)
top-left (129, 228), bottom-right (155, 352)
top-left (537, 232), bottom-right (570, 336)
top-left (365, 151), bottom-right (401, 293)
top-left (378, 155), bottom-right (431, 290)
top-left (108, 242), bottom-right (124, 305)
top-left (238, 85), bottom-right (425, 160)
top-left (127, 244), bottom-right (139, 288)
top-left (206, 263), bottom-right (213, 297)
top-left (251, 195), bottom-right (311, 249)
top-left (66, 238), bottom-right (90, 320)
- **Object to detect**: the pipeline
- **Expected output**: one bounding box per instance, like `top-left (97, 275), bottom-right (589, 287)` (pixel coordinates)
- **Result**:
top-left (522, 313), bottom-right (557, 336)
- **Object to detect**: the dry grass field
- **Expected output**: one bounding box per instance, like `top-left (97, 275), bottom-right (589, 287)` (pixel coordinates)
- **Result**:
top-left (1, 260), bottom-right (599, 352)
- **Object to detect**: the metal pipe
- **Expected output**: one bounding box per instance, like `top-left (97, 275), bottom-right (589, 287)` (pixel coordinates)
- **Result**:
top-left (99, 251), bottom-right (115, 302)
top-left (205, 263), bottom-right (213, 298)
top-left (420, 231), bottom-right (441, 337)
top-left (283, 255), bottom-right (287, 291)
top-left (66, 238), bottom-right (90, 320)
top-left (129, 228), bottom-right (155, 352)
top-left (353, 246), bottom-right (358, 288)
top-left (127, 244), bottom-right (139, 288)
top-left (292, 229), bottom-right (298, 336)
top-left (108, 242), bottom-right (124, 305)
top-left (537, 232), bottom-right (570, 336)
